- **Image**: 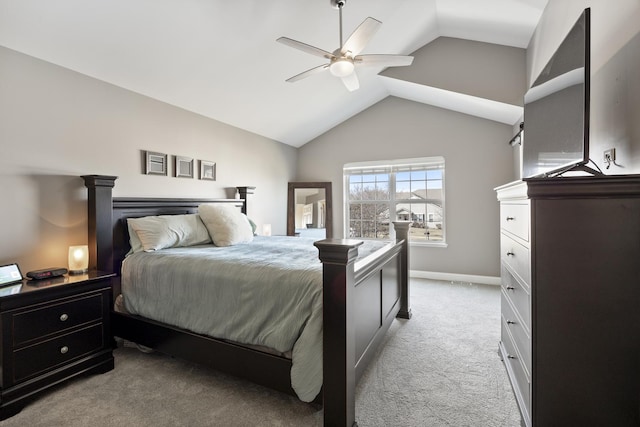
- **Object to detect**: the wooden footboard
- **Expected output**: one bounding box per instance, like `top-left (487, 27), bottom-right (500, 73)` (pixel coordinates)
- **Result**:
top-left (316, 224), bottom-right (409, 427)
top-left (82, 175), bottom-right (410, 427)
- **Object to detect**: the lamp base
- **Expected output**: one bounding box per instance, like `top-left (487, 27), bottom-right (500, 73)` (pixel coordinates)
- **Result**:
top-left (68, 269), bottom-right (88, 275)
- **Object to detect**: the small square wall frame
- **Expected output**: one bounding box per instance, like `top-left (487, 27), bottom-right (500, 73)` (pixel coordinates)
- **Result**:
top-left (145, 151), bottom-right (168, 176)
top-left (175, 156), bottom-right (194, 178)
top-left (200, 160), bottom-right (216, 181)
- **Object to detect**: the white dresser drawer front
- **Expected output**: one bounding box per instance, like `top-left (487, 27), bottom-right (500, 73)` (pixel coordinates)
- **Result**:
top-left (502, 293), bottom-right (531, 374)
top-left (500, 329), bottom-right (531, 420)
top-left (501, 264), bottom-right (530, 329)
top-left (500, 202), bottom-right (530, 242)
top-left (501, 233), bottom-right (531, 286)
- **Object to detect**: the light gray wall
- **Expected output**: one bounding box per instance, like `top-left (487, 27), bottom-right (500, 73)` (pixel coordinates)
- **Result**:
top-left (383, 37), bottom-right (527, 106)
top-left (527, 0), bottom-right (640, 174)
top-left (297, 96), bottom-right (514, 278)
top-left (0, 46), bottom-right (297, 273)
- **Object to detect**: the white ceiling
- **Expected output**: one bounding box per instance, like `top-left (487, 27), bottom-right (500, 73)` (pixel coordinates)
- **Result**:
top-left (0, 0), bottom-right (547, 147)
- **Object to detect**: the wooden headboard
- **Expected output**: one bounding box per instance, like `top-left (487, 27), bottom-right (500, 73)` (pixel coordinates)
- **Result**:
top-left (82, 175), bottom-right (251, 275)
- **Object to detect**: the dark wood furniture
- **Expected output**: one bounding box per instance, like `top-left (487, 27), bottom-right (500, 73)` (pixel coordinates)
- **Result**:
top-left (496, 175), bottom-right (640, 426)
top-left (0, 271), bottom-right (114, 420)
top-left (82, 174), bottom-right (411, 427)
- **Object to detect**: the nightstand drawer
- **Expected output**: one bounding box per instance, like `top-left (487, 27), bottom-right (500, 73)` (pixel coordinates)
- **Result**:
top-left (13, 323), bottom-right (105, 383)
top-left (500, 202), bottom-right (529, 242)
top-left (12, 292), bottom-right (104, 346)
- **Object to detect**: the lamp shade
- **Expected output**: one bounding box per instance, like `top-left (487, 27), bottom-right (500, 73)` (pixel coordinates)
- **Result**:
top-left (262, 224), bottom-right (272, 236)
top-left (329, 59), bottom-right (354, 77)
top-left (68, 245), bottom-right (89, 274)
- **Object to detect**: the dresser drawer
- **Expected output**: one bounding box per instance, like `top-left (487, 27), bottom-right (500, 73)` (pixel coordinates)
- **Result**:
top-left (500, 202), bottom-right (529, 242)
top-left (12, 292), bottom-right (104, 346)
top-left (502, 293), bottom-right (531, 374)
top-left (12, 323), bottom-right (105, 383)
top-left (501, 233), bottom-right (531, 286)
top-left (501, 323), bottom-right (531, 420)
top-left (501, 264), bottom-right (530, 329)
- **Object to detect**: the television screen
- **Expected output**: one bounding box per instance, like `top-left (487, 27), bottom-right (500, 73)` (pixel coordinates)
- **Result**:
top-left (522, 8), bottom-right (590, 178)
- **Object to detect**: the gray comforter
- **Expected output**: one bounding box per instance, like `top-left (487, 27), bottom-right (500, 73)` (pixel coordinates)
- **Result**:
top-left (121, 236), bottom-right (388, 402)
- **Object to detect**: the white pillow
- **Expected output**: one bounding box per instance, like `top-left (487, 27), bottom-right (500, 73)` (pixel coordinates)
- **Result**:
top-left (127, 214), bottom-right (212, 252)
top-left (198, 204), bottom-right (254, 247)
top-left (127, 221), bottom-right (144, 254)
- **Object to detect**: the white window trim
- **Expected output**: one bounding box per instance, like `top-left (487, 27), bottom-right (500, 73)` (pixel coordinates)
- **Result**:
top-left (343, 157), bottom-right (446, 246)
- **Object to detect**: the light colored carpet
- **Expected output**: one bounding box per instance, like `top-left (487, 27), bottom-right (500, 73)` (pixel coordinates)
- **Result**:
top-left (355, 279), bottom-right (520, 427)
top-left (1, 279), bottom-right (521, 426)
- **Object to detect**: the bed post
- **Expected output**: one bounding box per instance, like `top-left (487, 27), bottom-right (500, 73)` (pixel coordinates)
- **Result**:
top-left (82, 175), bottom-right (118, 273)
top-left (314, 239), bottom-right (363, 427)
top-left (392, 221), bottom-right (412, 319)
top-left (236, 186), bottom-right (255, 215)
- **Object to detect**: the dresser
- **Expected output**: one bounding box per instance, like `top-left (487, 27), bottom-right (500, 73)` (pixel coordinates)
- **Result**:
top-left (496, 176), bottom-right (640, 427)
top-left (0, 271), bottom-right (114, 419)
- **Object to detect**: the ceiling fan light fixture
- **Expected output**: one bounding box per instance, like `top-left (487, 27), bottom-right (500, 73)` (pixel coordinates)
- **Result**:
top-left (278, 0), bottom-right (413, 90)
top-left (329, 58), bottom-right (354, 77)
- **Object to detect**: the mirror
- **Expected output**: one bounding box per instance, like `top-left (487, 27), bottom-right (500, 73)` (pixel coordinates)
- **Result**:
top-left (287, 182), bottom-right (332, 238)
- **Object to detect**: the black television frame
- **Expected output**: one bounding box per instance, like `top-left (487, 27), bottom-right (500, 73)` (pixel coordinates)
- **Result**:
top-left (522, 8), bottom-right (601, 178)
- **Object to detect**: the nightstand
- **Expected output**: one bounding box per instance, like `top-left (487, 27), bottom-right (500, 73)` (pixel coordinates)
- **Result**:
top-left (0, 271), bottom-right (115, 419)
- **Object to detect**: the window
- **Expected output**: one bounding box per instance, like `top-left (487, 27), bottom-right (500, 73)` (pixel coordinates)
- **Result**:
top-left (344, 157), bottom-right (445, 244)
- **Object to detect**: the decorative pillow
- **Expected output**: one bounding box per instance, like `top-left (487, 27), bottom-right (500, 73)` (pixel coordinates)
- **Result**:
top-left (198, 204), bottom-right (254, 246)
top-left (127, 214), bottom-right (212, 252)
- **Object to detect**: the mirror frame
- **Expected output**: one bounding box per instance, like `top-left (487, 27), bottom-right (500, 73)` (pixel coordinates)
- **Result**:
top-left (287, 182), bottom-right (333, 238)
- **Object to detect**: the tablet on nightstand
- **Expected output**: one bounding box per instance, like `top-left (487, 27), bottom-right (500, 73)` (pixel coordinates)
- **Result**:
top-left (0, 263), bottom-right (23, 287)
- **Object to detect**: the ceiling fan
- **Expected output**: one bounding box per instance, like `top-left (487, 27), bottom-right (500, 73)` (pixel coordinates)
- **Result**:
top-left (277, 0), bottom-right (414, 91)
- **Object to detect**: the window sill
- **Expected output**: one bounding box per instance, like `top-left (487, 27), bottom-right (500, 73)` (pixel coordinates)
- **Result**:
top-left (343, 237), bottom-right (448, 249)
top-left (409, 241), bottom-right (448, 248)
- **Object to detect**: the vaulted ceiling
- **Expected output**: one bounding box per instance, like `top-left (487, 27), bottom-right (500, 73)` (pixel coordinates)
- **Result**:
top-left (0, 0), bottom-right (547, 147)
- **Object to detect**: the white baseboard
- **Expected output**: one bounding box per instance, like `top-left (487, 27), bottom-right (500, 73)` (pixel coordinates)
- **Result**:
top-left (410, 270), bottom-right (501, 286)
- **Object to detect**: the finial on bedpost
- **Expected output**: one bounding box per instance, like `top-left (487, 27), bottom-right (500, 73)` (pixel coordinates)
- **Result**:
top-left (236, 186), bottom-right (255, 215)
top-left (392, 221), bottom-right (411, 319)
top-left (82, 175), bottom-right (118, 273)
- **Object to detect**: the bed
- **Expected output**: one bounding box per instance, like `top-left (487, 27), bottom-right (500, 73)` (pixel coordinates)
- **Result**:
top-left (82, 175), bottom-right (411, 427)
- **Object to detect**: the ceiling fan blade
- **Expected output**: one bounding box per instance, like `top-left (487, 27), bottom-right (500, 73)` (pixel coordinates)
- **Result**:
top-left (277, 37), bottom-right (335, 60)
top-left (341, 72), bottom-right (360, 92)
top-left (355, 54), bottom-right (414, 67)
top-left (285, 64), bottom-right (329, 83)
top-left (340, 17), bottom-right (381, 56)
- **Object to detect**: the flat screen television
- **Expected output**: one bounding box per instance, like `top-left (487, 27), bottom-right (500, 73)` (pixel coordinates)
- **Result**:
top-left (522, 8), bottom-right (592, 178)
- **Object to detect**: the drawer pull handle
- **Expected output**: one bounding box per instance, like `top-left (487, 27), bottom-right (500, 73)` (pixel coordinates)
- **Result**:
top-left (506, 286), bottom-right (515, 291)
top-left (60, 346), bottom-right (69, 354)
top-left (59, 313), bottom-right (69, 322)
top-left (507, 354), bottom-right (517, 360)
top-left (506, 251), bottom-right (515, 257)
top-left (506, 216), bottom-right (515, 221)
top-left (507, 320), bottom-right (516, 325)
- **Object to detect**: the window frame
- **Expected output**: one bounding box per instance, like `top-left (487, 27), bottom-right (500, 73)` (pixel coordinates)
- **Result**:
top-left (344, 157), bottom-right (446, 247)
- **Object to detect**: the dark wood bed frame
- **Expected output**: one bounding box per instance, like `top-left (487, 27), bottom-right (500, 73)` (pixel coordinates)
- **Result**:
top-left (83, 175), bottom-right (411, 427)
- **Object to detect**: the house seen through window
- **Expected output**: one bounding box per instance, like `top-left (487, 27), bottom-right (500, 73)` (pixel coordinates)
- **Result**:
top-left (344, 157), bottom-right (445, 244)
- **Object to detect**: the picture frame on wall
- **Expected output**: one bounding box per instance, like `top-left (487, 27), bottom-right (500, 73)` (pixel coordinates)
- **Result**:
top-left (200, 160), bottom-right (216, 181)
top-left (175, 156), bottom-right (194, 178)
top-left (145, 151), bottom-right (168, 175)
